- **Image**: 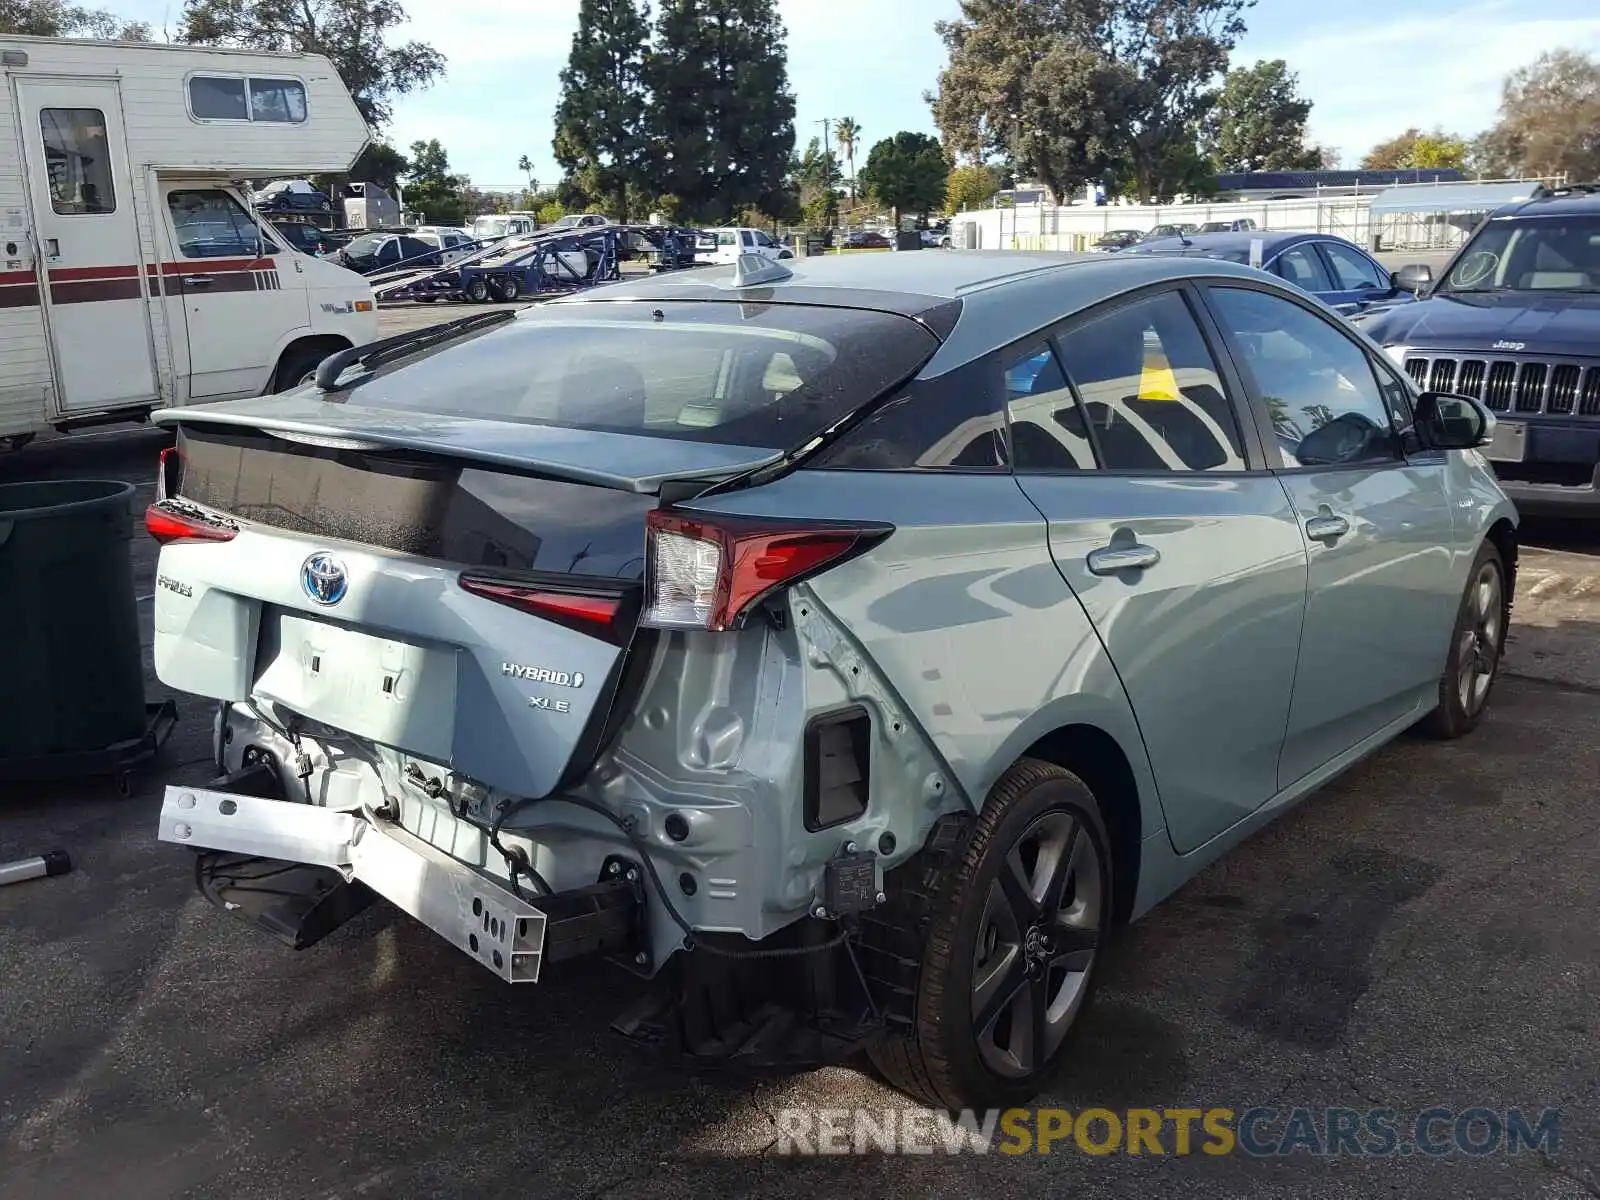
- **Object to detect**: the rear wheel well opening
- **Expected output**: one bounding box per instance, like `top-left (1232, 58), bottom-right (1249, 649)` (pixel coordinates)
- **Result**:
top-left (272, 335), bottom-right (353, 392)
top-left (1021, 724), bottom-right (1142, 926)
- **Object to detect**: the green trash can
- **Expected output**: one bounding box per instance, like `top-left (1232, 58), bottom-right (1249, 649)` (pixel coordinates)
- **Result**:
top-left (0, 479), bottom-right (147, 763)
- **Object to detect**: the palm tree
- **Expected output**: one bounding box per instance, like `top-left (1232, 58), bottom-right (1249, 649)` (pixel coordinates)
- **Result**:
top-left (516, 154), bottom-right (536, 195)
top-left (835, 117), bottom-right (861, 202)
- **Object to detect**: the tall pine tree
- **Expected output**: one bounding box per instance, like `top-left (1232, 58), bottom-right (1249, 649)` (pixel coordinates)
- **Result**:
top-left (552, 0), bottom-right (650, 221)
top-left (645, 0), bottom-right (795, 223)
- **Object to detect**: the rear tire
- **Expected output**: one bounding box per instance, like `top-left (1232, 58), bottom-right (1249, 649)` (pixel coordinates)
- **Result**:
top-left (1419, 541), bottom-right (1508, 739)
top-left (866, 758), bottom-right (1112, 1110)
top-left (490, 275), bottom-right (521, 301)
top-left (464, 277), bottom-right (489, 303)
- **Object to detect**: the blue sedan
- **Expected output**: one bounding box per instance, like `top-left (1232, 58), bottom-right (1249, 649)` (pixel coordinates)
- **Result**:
top-left (1126, 230), bottom-right (1415, 320)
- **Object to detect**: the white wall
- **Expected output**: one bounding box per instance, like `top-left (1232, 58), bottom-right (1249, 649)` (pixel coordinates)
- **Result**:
top-left (951, 192), bottom-right (1480, 254)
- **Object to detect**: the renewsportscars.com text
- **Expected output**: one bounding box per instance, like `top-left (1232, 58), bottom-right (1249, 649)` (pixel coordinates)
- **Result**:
top-left (773, 1106), bottom-right (1562, 1157)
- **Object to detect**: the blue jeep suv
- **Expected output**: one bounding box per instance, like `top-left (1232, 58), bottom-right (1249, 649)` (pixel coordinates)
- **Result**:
top-left (1363, 185), bottom-right (1600, 517)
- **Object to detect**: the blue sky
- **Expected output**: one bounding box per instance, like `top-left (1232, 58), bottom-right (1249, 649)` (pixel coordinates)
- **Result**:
top-left (112, 0), bottom-right (1600, 189)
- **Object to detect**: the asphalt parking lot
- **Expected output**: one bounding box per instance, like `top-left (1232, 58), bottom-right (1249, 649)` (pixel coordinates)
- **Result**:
top-left (1, 431), bottom-right (1597, 1200)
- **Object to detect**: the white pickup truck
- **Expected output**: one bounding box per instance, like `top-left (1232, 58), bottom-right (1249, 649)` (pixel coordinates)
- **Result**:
top-left (707, 226), bottom-right (792, 265)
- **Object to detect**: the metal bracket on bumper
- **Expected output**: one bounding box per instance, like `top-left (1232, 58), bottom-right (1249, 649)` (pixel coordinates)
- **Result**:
top-left (160, 786), bottom-right (548, 983)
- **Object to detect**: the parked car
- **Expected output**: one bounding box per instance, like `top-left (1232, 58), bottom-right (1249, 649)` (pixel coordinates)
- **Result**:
top-left (252, 178), bottom-right (332, 215)
top-left (147, 250), bottom-right (1515, 1113)
top-left (270, 221), bottom-right (341, 256)
top-left (709, 226), bottom-right (792, 262)
top-left (333, 231), bottom-right (440, 274)
top-left (1362, 184), bottom-right (1600, 517)
top-left (1197, 218), bottom-right (1258, 233)
top-left (410, 227), bottom-right (479, 263)
top-left (1140, 223), bottom-right (1198, 241)
top-left (1127, 230), bottom-right (1417, 319)
top-left (471, 212), bottom-right (539, 241)
top-left (841, 230), bottom-right (894, 250)
top-left (547, 212), bottom-right (614, 230)
top-left (1093, 229), bottom-right (1144, 252)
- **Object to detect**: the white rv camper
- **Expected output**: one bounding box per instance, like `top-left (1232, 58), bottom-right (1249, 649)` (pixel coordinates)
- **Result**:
top-left (0, 35), bottom-right (380, 445)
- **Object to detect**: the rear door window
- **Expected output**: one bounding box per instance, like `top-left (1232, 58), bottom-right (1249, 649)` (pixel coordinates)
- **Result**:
top-left (1273, 245), bottom-right (1334, 292)
top-left (1052, 290), bottom-right (1247, 472)
top-left (1005, 346), bottom-right (1096, 470)
top-left (339, 300), bottom-right (941, 450)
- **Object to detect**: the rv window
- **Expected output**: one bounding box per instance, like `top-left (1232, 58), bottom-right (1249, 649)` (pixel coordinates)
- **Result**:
top-left (40, 109), bottom-right (116, 215)
top-left (189, 76), bottom-right (248, 121)
top-left (168, 189), bottom-right (272, 259)
top-left (248, 78), bottom-right (307, 123)
top-left (188, 75), bottom-right (307, 123)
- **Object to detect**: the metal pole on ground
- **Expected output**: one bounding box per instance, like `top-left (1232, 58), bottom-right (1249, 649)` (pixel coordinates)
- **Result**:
top-left (0, 850), bottom-right (72, 888)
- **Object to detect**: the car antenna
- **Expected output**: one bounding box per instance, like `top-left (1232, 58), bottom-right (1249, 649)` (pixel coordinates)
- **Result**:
top-left (727, 254), bottom-right (792, 288)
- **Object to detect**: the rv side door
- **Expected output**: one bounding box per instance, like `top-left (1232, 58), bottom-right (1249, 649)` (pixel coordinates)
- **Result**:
top-left (16, 80), bottom-right (158, 414)
top-left (158, 183), bottom-right (309, 400)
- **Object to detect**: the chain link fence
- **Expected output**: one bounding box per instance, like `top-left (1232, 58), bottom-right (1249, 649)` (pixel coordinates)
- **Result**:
top-left (950, 179), bottom-right (1565, 254)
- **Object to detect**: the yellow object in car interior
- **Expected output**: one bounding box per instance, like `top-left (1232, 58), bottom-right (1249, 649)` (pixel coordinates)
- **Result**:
top-left (1138, 347), bottom-right (1181, 402)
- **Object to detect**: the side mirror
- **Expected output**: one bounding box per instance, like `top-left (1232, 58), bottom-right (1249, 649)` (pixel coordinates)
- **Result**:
top-left (1416, 390), bottom-right (1494, 450)
top-left (1392, 263), bottom-right (1434, 294)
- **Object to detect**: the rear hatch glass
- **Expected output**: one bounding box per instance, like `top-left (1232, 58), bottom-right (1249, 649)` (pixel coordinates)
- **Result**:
top-left (167, 300), bottom-right (937, 794)
top-left (330, 299), bottom-right (941, 451)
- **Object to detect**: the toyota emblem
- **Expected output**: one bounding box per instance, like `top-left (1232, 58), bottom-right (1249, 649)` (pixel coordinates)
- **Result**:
top-left (300, 552), bottom-right (348, 606)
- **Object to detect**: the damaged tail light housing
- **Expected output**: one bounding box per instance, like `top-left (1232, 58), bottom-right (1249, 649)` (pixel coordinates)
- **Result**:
top-left (145, 498), bottom-right (238, 545)
top-left (155, 444), bottom-right (180, 502)
top-left (640, 510), bottom-right (892, 632)
top-left (146, 440), bottom-right (239, 545)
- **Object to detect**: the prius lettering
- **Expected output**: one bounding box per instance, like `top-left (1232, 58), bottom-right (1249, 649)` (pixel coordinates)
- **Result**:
top-left (501, 662), bottom-right (585, 689)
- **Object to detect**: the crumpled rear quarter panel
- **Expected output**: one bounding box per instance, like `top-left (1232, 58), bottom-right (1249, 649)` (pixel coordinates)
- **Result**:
top-left (681, 470), bottom-right (1166, 841)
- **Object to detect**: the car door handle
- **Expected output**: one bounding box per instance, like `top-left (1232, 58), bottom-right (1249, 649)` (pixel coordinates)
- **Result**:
top-left (1086, 544), bottom-right (1161, 575)
top-left (1305, 514), bottom-right (1350, 542)
top-left (182, 275), bottom-right (213, 286)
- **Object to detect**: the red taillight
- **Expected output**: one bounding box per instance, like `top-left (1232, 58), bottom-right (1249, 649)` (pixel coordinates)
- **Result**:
top-left (144, 500), bottom-right (238, 545)
top-left (458, 577), bottom-right (626, 642)
top-left (642, 510), bottom-right (891, 632)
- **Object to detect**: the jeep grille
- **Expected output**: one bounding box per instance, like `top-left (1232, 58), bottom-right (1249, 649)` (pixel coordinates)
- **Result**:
top-left (1404, 354), bottom-right (1600, 417)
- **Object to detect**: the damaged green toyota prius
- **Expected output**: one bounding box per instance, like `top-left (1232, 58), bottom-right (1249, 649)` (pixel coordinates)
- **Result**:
top-left (148, 249), bottom-right (1517, 1110)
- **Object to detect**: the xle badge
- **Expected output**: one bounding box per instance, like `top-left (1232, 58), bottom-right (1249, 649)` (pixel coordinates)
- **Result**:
top-left (528, 696), bottom-right (571, 713)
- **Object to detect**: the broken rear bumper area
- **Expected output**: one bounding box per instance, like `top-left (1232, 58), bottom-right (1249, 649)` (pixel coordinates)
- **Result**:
top-left (159, 770), bottom-right (904, 1071)
top-left (160, 778), bottom-right (647, 984)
